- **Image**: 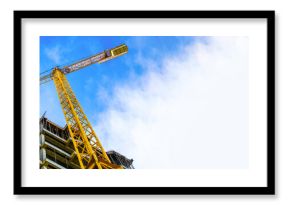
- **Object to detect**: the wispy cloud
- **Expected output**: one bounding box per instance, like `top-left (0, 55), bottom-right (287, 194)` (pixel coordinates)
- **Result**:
top-left (94, 37), bottom-right (249, 169)
top-left (44, 46), bottom-right (62, 65)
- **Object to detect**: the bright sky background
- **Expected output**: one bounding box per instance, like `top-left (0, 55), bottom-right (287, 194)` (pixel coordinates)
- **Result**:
top-left (40, 36), bottom-right (249, 169)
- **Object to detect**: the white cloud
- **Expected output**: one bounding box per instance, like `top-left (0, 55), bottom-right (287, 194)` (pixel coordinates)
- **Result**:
top-left (94, 37), bottom-right (249, 169)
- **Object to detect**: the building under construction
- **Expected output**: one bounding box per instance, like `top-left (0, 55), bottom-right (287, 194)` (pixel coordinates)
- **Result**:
top-left (39, 116), bottom-right (134, 169)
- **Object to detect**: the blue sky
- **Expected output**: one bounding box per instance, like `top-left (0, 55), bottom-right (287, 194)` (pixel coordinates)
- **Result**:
top-left (40, 36), bottom-right (195, 126)
top-left (40, 36), bottom-right (249, 169)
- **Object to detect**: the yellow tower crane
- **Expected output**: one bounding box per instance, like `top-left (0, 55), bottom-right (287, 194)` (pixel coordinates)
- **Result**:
top-left (40, 44), bottom-right (128, 169)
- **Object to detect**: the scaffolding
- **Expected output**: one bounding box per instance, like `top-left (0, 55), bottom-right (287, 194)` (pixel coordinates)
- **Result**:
top-left (39, 116), bottom-right (134, 169)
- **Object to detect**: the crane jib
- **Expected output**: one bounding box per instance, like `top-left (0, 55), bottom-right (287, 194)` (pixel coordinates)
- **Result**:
top-left (40, 44), bottom-right (128, 85)
top-left (62, 52), bottom-right (107, 74)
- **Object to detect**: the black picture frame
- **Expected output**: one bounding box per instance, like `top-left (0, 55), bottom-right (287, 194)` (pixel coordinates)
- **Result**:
top-left (14, 10), bottom-right (275, 195)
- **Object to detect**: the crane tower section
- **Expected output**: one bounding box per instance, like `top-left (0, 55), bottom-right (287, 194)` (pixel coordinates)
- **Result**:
top-left (53, 69), bottom-right (121, 169)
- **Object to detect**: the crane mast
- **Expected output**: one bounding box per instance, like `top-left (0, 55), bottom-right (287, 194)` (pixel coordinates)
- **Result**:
top-left (41, 44), bottom-right (128, 169)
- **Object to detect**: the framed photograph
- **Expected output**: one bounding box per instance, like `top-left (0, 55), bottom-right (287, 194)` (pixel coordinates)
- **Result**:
top-left (14, 10), bottom-right (275, 195)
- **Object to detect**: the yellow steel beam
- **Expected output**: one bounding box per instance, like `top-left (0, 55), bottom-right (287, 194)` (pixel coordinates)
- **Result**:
top-left (52, 68), bottom-right (122, 169)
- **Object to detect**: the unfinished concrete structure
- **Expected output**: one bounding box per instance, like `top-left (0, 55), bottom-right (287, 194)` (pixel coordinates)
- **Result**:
top-left (39, 116), bottom-right (134, 169)
top-left (107, 151), bottom-right (135, 169)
